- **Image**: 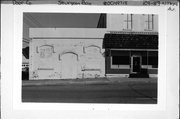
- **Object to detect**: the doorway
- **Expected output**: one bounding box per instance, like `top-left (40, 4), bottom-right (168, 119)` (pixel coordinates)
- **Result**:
top-left (61, 53), bottom-right (78, 79)
top-left (131, 55), bottom-right (141, 73)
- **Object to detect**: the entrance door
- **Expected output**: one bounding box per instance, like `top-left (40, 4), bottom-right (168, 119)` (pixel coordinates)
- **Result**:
top-left (61, 53), bottom-right (78, 79)
top-left (131, 55), bottom-right (141, 73)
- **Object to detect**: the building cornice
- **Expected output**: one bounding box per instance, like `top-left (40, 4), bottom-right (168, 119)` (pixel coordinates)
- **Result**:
top-left (108, 31), bottom-right (158, 35)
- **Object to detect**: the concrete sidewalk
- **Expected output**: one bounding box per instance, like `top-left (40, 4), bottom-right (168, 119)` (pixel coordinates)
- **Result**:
top-left (22, 77), bottom-right (157, 86)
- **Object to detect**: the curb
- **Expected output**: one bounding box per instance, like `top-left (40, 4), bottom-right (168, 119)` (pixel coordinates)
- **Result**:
top-left (22, 78), bottom-right (157, 86)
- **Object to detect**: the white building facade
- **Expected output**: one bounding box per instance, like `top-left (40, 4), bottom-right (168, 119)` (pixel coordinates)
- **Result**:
top-left (29, 29), bottom-right (106, 79)
top-left (28, 14), bottom-right (158, 80)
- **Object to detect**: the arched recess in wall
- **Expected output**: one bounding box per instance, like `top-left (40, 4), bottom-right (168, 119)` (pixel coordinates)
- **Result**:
top-left (36, 44), bottom-right (55, 53)
top-left (83, 45), bottom-right (102, 54)
top-left (36, 44), bottom-right (55, 58)
top-left (59, 51), bottom-right (79, 61)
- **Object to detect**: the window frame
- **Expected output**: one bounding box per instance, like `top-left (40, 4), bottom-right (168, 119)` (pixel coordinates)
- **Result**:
top-left (123, 14), bottom-right (133, 31)
top-left (144, 14), bottom-right (154, 31)
top-left (110, 50), bottom-right (130, 69)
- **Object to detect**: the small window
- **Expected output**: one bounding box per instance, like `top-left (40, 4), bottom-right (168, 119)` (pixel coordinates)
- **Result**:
top-left (123, 14), bottom-right (133, 30)
top-left (144, 14), bottom-right (154, 31)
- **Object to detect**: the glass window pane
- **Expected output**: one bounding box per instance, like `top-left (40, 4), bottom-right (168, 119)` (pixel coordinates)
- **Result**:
top-left (148, 51), bottom-right (158, 68)
top-left (149, 22), bottom-right (153, 30)
top-left (112, 56), bottom-right (130, 65)
top-left (128, 22), bottom-right (132, 29)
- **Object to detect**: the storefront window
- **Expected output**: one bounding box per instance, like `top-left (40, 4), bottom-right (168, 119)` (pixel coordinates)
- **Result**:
top-left (112, 56), bottom-right (129, 65)
top-left (111, 50), bottom-right (130, 69)
top-left (148, 51), bottom-right (158, 68)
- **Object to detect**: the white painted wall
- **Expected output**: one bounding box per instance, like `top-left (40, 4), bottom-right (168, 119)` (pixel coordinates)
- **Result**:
top-left (29, 29), bottom-right (105, 79)
top-left (107, 14), bottom-right (158, 32)
top-left (29, 28), bottom-right (106, 39)
top-left (29, 14), bottom-right (159, 80)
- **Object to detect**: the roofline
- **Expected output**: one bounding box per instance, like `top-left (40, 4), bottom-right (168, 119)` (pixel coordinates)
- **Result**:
top-left (107, 31), bottom-right (158, 35)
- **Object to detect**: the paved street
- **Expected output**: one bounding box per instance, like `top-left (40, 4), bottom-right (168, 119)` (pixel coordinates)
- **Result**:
top-left (22, 78), bottom-right (157, 104)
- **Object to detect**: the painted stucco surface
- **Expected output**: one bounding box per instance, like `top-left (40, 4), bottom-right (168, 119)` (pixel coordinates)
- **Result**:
top-left (29, 38), bottom-right (105, 79)
top-left (107, 14), bottom-right (158, 32)
top-left (28, 13), bottom-right (158, 80)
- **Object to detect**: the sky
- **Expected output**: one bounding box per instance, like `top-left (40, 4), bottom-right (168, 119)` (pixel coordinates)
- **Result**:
top-left (23, 13), bottom-right (101, 28)
top-left (23, 13), bottom-right (102, 47)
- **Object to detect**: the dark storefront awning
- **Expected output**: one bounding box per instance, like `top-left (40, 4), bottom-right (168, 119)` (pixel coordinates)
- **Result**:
top-left (103, 33), bottom-right (158, 49)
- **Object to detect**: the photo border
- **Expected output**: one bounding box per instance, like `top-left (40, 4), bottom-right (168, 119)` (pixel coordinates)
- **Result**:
top-left (1, 3), bottom-right (179, 119)
top-left (14, 5), bottom-right (165, 110)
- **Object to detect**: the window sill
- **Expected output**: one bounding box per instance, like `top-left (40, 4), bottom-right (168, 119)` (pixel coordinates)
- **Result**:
top-left (144, 29), bottom-right (153, 31)
top-left (123, 29), bottom-right (132, 31)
